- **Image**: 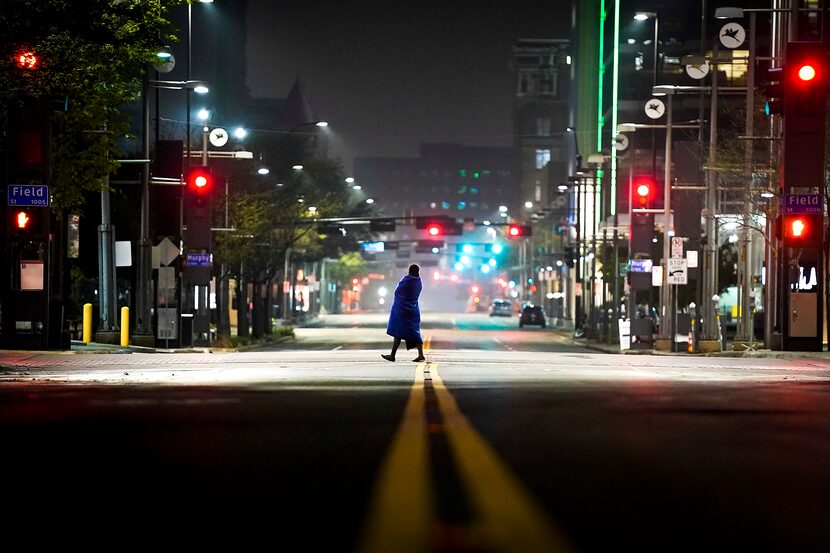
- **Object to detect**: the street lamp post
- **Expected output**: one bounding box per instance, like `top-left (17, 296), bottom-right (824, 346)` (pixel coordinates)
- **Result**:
top-left (635, 11), bottom-right (660, 176)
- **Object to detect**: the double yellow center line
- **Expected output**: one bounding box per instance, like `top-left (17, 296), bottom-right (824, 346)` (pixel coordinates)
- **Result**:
top-left (358, 361), bottom-right (571, 553)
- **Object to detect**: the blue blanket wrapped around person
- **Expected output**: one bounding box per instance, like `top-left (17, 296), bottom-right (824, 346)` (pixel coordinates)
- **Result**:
top-left (386, 274), bottom-right (423, 348)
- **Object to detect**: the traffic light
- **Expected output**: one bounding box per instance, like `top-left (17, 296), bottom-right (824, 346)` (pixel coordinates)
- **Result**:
top-left (782, 42), bottom-right (827, 193)
top-left (633, 176), bottom-right (656, 209)
top-left (14, 49), bottom-right (40, 71)
top-left (760, 65), bottom-right (785, 116)
top-left (426, 222), bottom-right (443, 236)
top-left (7, 207), bottom-right (48, 240)
top-left (415, 215), bottom-right (463, 236)
top-left (184, 165), bottom-right (214, 250)
top-left (782, 214), bottom-right (822, 246)
top-left (185, 165), bottom-right (214, 207)
top-left (507, 224), bottom-right (531, 238)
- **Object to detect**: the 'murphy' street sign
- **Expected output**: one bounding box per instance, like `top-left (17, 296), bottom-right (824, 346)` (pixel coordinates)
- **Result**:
top-left (8, 184), bottom-right (49, 206)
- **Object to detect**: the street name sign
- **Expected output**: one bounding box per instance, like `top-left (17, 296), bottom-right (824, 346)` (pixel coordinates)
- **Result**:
top-left (186, 253), bottom-right (211, 267)
top-left (782, 194), bottom-right (822, 214)
top-left (8, 184), bottom-right (49, 206)
top-left (667, 258), bottom-right (688, 285)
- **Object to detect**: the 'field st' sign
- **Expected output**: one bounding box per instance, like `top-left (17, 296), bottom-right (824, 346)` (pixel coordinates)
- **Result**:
top-left (8, 184), bottom-right (49, 207)
top-left (782, 194), bottom-right (822, 214)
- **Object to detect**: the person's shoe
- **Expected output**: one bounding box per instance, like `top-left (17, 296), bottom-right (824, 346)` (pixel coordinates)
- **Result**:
top-left (412, 356), bottom-right (426, 362)
top-left (381, 354), bottom-right (396, 362)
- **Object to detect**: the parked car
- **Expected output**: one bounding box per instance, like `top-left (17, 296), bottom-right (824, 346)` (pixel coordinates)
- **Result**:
top-left (489, 298), bottom-right (514, 317)
top-left (519, 304), bottom-right (546, 328)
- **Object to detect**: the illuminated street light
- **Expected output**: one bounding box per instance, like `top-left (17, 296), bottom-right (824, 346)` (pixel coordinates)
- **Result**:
top-left (345, 177), bottom-right (355, 183)
top-left (366, 198), bottom-right (375, 204)
top-left (315, 121), bottom-right (329, 127)
top-left (233, 127), bottom-right (248, 139)
top-left (292, 164), bottom-right (304, 170)
top-left (257, 167), bottom-right (270, 175)
top-left (197, 108), bottom-right (210, 121)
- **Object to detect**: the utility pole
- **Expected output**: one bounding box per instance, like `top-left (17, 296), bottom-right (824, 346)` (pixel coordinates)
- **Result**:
top-left (658, 92), bottom-right (673, 348)
top-left (736, 13), bottom-right (756, 346)
top-left (701, 46), bottom-right (721, 351)
top-left (135, 68), bottom-right (152, 341)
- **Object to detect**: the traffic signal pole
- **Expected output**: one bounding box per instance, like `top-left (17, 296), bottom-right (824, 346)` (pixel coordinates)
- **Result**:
top-left (135, 69), bottom-right (152, 340)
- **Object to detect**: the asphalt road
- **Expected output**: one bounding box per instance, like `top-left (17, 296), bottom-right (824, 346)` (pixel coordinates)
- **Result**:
top-left (1, 312), bottom-right (829, 552)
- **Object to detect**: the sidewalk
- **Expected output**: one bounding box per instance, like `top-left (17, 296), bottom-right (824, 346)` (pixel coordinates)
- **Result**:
top-left (568, 333), bottom-right (830, 360)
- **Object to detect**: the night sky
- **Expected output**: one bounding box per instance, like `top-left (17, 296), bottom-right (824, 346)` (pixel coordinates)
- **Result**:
top-left (245, 1), bottom-right (572, 173)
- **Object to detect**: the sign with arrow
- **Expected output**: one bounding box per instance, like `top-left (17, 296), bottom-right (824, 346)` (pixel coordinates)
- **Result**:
top-left (667, 258), bottom-right (688, 285)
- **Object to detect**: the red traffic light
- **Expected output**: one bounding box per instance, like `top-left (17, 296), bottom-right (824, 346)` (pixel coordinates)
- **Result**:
top-left (185, 166), bottom-right (213, 195)
top-left (797, 63), bottom-right (817, 82)
top-left (633, 176), bottom-right (656, 207)
top-left (426, 223), bottom-right (443, 236)
top-left (782, 214), bottom-right (822, 244)
top-left (471, 285), bottom-right (480, 294)
top-left (507, 224), bottom-right (531, 238)
top-left (15, 50), bottom-right (39, 70)
top-left (791, 218), bottom-right (806, 237)
top-left (15, 211), bottom-right (30, 229)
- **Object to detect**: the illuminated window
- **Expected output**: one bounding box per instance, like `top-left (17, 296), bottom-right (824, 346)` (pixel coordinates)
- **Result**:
top-left (535, 149), bottom-right (551, 169)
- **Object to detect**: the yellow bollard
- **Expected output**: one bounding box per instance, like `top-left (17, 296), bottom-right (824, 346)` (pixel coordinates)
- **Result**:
top-left (120, 306), bottom-right (130, 347)
top-left (83, 303), bottom-right (93, 344)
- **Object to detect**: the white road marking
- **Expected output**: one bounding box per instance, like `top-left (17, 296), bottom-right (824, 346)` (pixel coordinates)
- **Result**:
top-left (332, 346), bottom-right (343, 351)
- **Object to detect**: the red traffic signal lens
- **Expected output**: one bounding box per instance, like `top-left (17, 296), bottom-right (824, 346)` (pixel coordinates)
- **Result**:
top-left (791, 218), bottom-right (806, 237)
top-left (15, 211), bottom-right (30, 229)
top-left (509, 225), bottom-right (521, 237)
top-left (636, 184), bottom-right (650, 197)
top-left (186, 167), bottom-right (213, 194)
top-left (427, 224), bottom-right (442, 236)
top-left (798, 64), bottom-right (816, 82)
top-left (471, 285), bottom-right (480, 294)
top-left (15, 50), bottom-right (39, 70)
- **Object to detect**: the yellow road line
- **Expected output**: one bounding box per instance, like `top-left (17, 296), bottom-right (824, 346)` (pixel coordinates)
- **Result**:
top-left (431, 364), bottom-right (573, 553)
top-left (360, 361), bottom-right (571, 553)
top-left (424, 334), bottom-right (432, 351)
top-left (356, 363), bottom-right (432, 553)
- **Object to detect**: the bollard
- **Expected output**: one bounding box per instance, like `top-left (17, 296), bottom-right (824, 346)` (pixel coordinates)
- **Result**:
top-left (120, 306), bottom-right (130, 347)
top-left (83, 303), bottom-right (93, 344)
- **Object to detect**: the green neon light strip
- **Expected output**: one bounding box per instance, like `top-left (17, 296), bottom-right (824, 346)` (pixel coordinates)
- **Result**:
top-left (609, 0), bottom-right (620, 217)
top-left (597, 0), bottom-right (605, 152)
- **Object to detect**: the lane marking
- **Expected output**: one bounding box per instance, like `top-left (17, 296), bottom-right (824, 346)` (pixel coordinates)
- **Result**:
top-left (424, 334), bottom-right (432, 352)
top-left (331, 346), bottom-right (343, 351)
top-left (357, 363), bottom-right (432, 553)
top-left (431, 364), bottom-right (572, 552)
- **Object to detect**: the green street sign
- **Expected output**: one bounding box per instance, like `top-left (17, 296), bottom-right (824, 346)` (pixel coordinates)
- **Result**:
top-left (619, 262), bottom-right (629, 277)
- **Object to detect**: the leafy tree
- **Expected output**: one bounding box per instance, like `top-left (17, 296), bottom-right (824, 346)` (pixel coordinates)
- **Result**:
top-left (0, 0), bottom-right (183, 213)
